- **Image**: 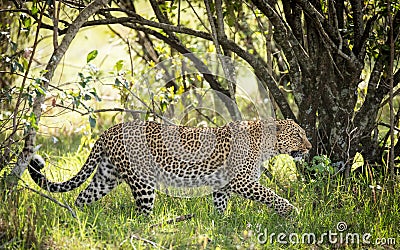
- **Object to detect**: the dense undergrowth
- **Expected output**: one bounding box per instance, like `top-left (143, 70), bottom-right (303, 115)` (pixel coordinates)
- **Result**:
top-left (0, 134), bottom-right (399, 249)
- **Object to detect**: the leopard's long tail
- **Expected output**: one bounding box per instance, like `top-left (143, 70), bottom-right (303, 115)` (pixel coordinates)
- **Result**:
top-left (28, 140), bottom-right (103, 192)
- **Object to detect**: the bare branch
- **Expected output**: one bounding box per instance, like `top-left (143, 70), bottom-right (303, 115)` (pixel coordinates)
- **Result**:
top-left (251, 0), bottom-right (310, 69)
top-left (10, 0), bottom-right (110, 186)
top-left (186, 0), bottom-right (210, 32)
top-left (52, 0), bottom-right (61, 50)
top-left (123, 234), bottom-right (166, 249)
top-left (378, 122), bottom-right (400, 133)
top-left (204, 0), bottom-right (241, 120)
top-left (23, 184), bottom-right (77, 218)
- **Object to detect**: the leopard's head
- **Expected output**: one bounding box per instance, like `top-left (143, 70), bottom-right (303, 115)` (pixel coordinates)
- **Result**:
top-left (275, 119), bottom-right (312, 160)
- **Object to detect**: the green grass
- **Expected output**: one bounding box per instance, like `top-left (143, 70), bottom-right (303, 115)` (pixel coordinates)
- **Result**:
top-left (1, 134), bottom-right (399, 249)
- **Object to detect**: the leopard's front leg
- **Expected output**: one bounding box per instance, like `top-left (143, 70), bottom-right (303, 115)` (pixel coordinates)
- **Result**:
top-left (230, 179), bottom-right (297, 217)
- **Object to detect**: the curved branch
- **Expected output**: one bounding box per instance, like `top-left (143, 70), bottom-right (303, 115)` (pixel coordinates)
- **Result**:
top-left (250, 0), bottom-right (309, 66)
top-left (10, 0), bottom-right (110, 185)
top-left (219, 39), bottom-right (296, 120)
top-left (120, 23), bottom-right (230, 97)
top-left (249, 0), bottom-right (306, 108)
top-left (116, 18), bottom-right (295, 119)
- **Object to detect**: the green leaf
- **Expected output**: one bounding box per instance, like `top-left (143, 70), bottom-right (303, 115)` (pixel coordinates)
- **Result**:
top-left (28, 112), bottom-right (39, 130)
top-left (23, 17), bottom-right (32, 29)
top-left (89, 115), bottom-right (96, 128)
top-left (90, 90), bottom-right (102, 101)
top-left (21, 58), bottom-right (29, 71)
top-left (114, 60), bottom-right (124, 72)
top-left (11, 60), bottom-right (24, 72)
top-left (86, 50), bottom-right (98, 63)
top-left (9, 41), bottom-right (17, 52)
top-left (31, 5), bottom-right (38, 15)
top-left (84, 94), bottom-right (91, 100)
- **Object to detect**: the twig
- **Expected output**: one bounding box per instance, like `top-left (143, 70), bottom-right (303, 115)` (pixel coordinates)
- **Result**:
top-left (55, 103), bottom-right (86, 115)
top-left (129, 234), bottom-right (166, 249)
top-left (380, 87), bottom-right (400, 107)
top-left (12, 0), bottom-right (110, 186)
top-left (194, 109), bottom-right (219, 127)
top-left (52, 0), bottom-right (61, 49)
top-left (187, 0), bottom-right (210, 32)
top-left (6, 2), bottom-right (47, 168)
top-left (54, 104), bottom-right (147, 117)
top-left (23, 184), bottom-right (76, 218)
top-left (0, 71), bottom-right (36, 80)
top-left (344, 116), bottom-right (358, 178)
top-left (378, 122), bottom-right (400, 133)
top-left (55, 102), bottom-right (174, 125)
top-left (149, 214), bottom-right (194, 229)
top-left (13, 1), bottom-right (46, 127)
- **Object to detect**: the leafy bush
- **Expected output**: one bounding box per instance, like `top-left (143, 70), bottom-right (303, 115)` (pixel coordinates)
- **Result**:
top-left (304, 155), bottom-right (335, 178)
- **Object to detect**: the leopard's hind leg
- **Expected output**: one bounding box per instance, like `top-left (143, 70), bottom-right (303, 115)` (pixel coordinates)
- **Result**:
top-left (75, 155), bottom-right (120, 207)
top-left (124, 171), bottom-right (156, 215)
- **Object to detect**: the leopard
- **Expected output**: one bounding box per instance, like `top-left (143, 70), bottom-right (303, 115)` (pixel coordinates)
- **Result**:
top-left (29, 119), bottom-right (311, 217)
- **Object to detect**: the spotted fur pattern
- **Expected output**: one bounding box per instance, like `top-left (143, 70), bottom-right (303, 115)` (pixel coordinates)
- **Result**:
top-left (29, 119), bottom-right (311, 216)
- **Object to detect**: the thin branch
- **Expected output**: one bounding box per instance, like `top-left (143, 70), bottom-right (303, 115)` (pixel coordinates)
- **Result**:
top-left (194, 109), bottom-right (219, 127)
top-left (295, 0), bottom-right (340, 42)
top-left (23, 184), bottom-right (76, 218)
top-left (380, 83), bottom-right (400, 107)
top-left (187, 0), bottom-right (210, 33)
top-left (0, 71), bottom-right (36, 81)
top-left (128, 234), bottom-right (166, 249)
top-left (11, 0), bottom-right (110, 185)
top-left (55, 104), bottom-right (148, 116)
top-left (378, 122), bottom-right (400, 133)
top-left (204, 0), bottom-right (241, 120)
top-left (52, 0), bottom-right (61, 50)
top-left (219, 39), bottom-right (296, 120)
top-left (249, 0), bottom-right (307, 110)
top-left (84, 14), bottom-right (211, 40)
top-left (250, 0), bottom-right (310, 70)
top-left (357, 14), bottom-right (378, 60)
top-left (11, 2), bottom-right (46, 149)
top-left (302, 5), bottom-right (358, 68)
